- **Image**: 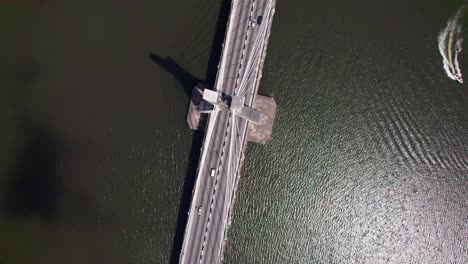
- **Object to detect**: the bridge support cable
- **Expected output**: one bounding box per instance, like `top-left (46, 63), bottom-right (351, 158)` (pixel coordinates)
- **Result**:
top-left (214, 1), bottom-right (240, 94)
top-left (239, 19), bottom-right (272, 97)
top-left (215, 113), bottom-right (242, 262)
top-left (236, 0), bottom-right (274, 96)
top-left (238, 10), bottom-right (273, 97)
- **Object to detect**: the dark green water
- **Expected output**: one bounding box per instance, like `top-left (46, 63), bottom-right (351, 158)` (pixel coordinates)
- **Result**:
top-left (0, 0), bottom-right (467, 263)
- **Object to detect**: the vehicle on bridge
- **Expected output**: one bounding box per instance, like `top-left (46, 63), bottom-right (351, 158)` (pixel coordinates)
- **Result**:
top-left (250, 18), bottom-right (257, 28)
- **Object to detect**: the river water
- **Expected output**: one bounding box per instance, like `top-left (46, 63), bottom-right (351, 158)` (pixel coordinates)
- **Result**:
top-left (0, 0), bottom-right (466, 263)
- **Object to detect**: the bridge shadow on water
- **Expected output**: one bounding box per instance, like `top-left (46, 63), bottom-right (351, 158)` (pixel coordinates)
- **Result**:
top-left (148, 55), bottom-right (201, 99)
top-left (148, 0), bottom-right (231, 263)
top-left (2, 63), bottom-right (63, 222)
top-left (4, 121), bottom-right (62, 221)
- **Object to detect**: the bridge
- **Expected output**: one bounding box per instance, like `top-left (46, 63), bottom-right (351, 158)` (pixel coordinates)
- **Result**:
top-left (179, 0), bottom-right (277, 263)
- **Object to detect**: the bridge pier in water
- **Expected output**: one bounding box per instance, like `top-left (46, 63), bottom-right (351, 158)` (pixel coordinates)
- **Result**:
top-left (187, 83), bottom-right (276, 144)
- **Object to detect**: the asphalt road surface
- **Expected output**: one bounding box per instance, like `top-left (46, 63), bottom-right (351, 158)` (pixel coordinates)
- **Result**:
top-left (179, 1), bottom-right (276, 263)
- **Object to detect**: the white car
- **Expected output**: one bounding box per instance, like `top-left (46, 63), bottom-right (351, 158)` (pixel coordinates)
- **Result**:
top-left (250, 18), bottom-right (257, 28)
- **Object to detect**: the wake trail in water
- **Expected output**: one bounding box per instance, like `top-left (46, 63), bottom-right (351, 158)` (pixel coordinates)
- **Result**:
top-left (438, 6), bottom-right (465, 83)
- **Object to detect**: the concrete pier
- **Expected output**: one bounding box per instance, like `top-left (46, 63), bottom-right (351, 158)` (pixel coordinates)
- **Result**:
top-left (247, 95), bottom-right (276, 144)
top-left (186, 84), bottom-right (211, 131)
top-left (187, 84), bottom-right (276, 144)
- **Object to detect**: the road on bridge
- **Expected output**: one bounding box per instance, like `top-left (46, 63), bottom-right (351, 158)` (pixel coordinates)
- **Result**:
top-left (179, 0), bottom-right (276, 263)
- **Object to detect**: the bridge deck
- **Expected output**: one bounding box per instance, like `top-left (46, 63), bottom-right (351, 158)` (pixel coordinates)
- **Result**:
top-left (179, 1), bottom-right (277, 263)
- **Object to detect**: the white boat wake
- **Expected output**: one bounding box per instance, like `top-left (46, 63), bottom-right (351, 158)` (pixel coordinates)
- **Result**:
top-left (438, 8), bottom-right (464, 84)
